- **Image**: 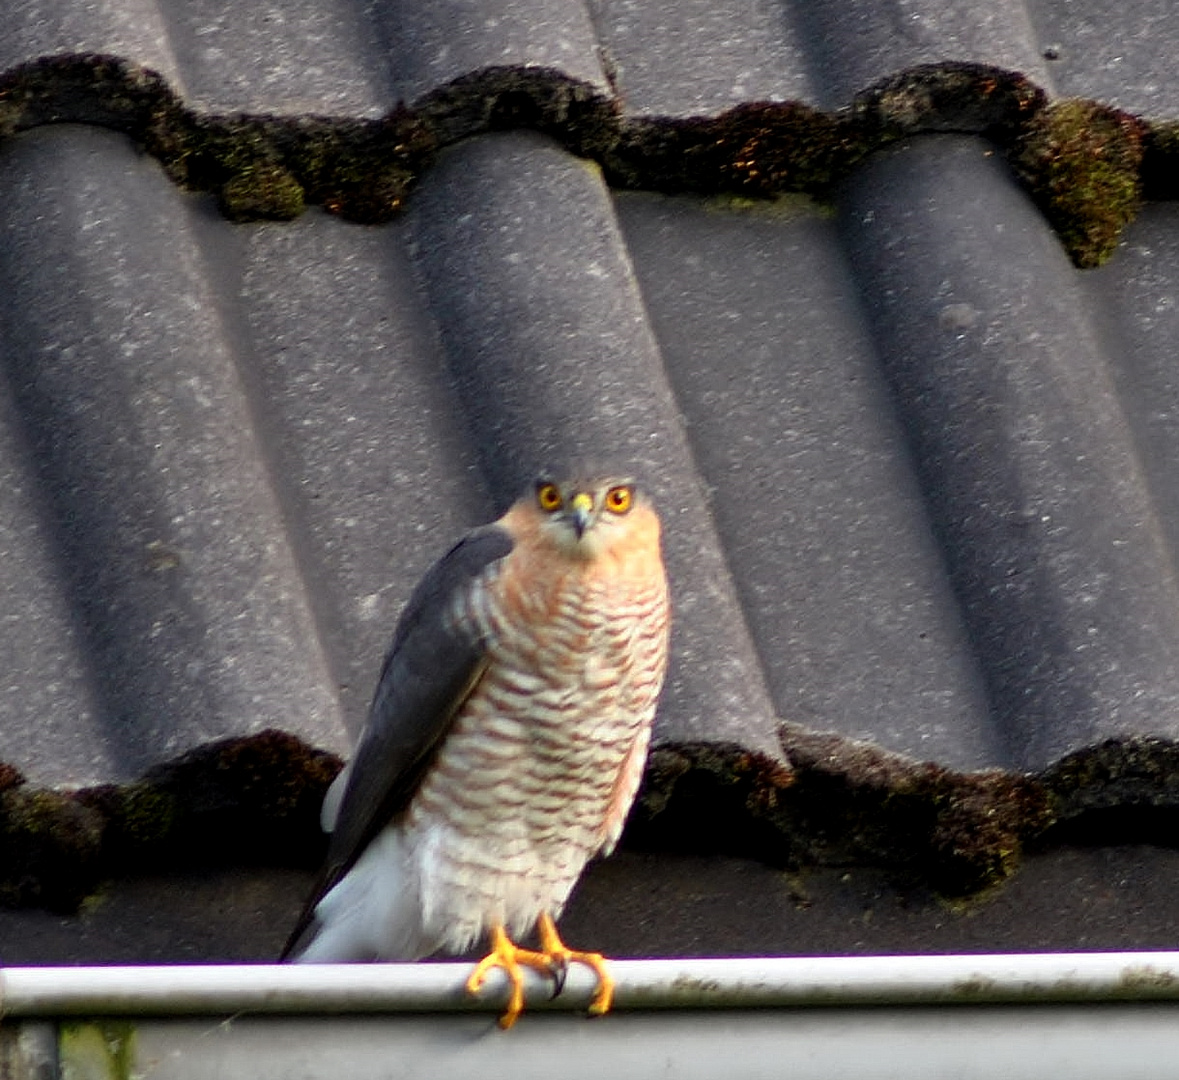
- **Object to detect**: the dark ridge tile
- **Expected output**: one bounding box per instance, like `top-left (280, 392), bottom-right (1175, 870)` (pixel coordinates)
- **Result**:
top-left (839, 134), bottom-right (1179, 771)
top-left (403, 130), bottom-right (784, 758)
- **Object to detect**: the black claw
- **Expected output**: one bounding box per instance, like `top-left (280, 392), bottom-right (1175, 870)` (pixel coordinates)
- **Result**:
top-left (548, 956), bottom-right (568, 998)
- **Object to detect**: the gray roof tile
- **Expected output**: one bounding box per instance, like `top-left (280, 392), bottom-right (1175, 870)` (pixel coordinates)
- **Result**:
top-left (842, 134), bottom-right (1179, 770)
top-left (614, 188), bottom-right (997, 769)
top-left (380, 0), bottom-right (608, 107)
top-left (406, 131), bottom-right (782, 754)
top-left (1028, 0), bottom-right (1179, 114)
top-left (2, 0), bottom-right (1179, 951)
top-left (0, 124), bottom-right (347, 781)
top-left (163, 0), bottom-right (395, 115)
top-left (802, 0), bottom-right (1052, 108)
top-left (587, 0), bottom-right (816, 117)
top-left (3, 1), bottom-right (179, 88)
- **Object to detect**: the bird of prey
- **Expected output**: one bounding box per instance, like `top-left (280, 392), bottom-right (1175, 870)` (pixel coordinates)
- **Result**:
top-left (282, 475), bottom-right (671, 1027)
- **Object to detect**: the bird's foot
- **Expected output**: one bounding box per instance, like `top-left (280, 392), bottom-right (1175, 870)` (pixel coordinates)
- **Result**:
top-left (536, 912), bottom-right (614, 1017)
top-left (466, 924), bottom-right (559, 1029)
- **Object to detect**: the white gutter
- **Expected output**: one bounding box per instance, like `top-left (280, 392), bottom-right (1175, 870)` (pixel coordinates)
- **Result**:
top-left (10, 957), bottom-right (1179, 1080)
top-left (4, 952), bottom-right (1179, 1016)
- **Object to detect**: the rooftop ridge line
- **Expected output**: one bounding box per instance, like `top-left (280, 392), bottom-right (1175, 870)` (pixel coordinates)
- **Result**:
top-left (0, 53), bottom-right (1174, 266)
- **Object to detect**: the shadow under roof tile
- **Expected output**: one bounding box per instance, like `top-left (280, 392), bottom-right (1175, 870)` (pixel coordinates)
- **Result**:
top-left (0, 371), bottom-right (112, 786)
top-left (1087, 204), bottom-right (1179, 572)
top-left (586, 0), bottom-right (817, 117)
top-left (405, 130), bottom-right (783, 757)
top-left (0, 124), bottom-right (348, 781)
top-left (840, 134), bottom-right (1179, 771)
top-left (614, 191), bottom-right (999, 770)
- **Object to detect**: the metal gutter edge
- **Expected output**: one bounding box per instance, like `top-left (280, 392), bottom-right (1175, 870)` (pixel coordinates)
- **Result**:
top-left (3, 952), bottom-right (1179, 1017)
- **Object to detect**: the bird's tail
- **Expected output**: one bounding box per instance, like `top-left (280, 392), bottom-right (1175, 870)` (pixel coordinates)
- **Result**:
top-left (289, 826), bottom-right (435, 963)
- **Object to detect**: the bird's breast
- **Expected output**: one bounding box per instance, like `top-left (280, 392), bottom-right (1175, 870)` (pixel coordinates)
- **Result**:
top-left (409, 541), bottom-right (669, 859)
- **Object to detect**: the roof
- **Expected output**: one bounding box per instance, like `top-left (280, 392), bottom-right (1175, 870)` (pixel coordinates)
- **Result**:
top-left (2, 0), bottom-right (1179, 960)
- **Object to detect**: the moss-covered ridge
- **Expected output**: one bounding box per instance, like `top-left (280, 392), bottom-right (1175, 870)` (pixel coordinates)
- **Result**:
top-left (630, 726), bottom-right (1179, 898)
top-left (0, 53), bottom-right (1175, 265)
top-left (0, 730), bottom-right (339, 912)
top-left (7, 726), bottom-right (1179, 912)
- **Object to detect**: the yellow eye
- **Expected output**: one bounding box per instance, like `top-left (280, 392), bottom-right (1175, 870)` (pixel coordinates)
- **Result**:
top-left (536, 483), bottom-right (563, 512)
top-left (604, 486), bottom-right (633, 514)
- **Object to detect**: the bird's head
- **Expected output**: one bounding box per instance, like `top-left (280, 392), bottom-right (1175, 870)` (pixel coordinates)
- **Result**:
top-left (528, 476), bottom-right (651, 559)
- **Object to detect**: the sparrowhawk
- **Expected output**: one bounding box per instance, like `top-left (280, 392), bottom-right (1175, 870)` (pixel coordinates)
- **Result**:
top-left (282, 475), bottom-right (671, 1027)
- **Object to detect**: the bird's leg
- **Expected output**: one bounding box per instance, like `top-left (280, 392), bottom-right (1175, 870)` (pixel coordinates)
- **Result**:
top-left (535, 912), bottom-right (615, 1017)
top-left (466, 923), bottom-right (558, 1029)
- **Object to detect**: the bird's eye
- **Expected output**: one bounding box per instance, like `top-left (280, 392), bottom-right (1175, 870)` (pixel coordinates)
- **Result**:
top-left (604, 486), bottom-right (633, 514)
top-left (536, 483), bottom-right (563, 512)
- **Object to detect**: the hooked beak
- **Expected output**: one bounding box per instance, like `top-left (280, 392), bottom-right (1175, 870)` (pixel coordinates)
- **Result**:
top-left (569, 492), bottom-right (594, 538)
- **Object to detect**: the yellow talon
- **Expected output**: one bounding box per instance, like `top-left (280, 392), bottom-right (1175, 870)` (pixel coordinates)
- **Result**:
top-left (466, 916), bottom-right (616, 1027)
top-left (466, 924), bottom-right (557, 1029)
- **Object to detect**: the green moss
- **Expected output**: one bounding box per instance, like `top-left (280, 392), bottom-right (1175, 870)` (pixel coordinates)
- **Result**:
top-left (110, 782), bottom-right (177, 849)
top-left (0, 731), bottom-right (340, 912)
top-left (2, 722), bottom-right (1179, 915)
top-left (632, 724), bottom-right (1056, 898)
top-left (1010, 97), bottom-right (1145, 267)
top-left (414, 66), bottom-right (621, 158)
top-left (630, 742), bottom-right (797, 864)
top-left (289, 111), bottom-right (437, 224)
top-left (60, 1021), bottom-right (137, 1080)
top-left (142, 100), bottom-right (434, 224)
top-left (854, 62), bottom-right (1046, 141)
top-left (0, 787), bottom-right (105, 910)
top-left (0, 53), bottom-right (1168, 266)
top-left (0, 54), bottom-right (179, 136)
top-left (137, 729), bottom-right (343, 869)
top-left (219, 161), bottom-right (305, 221)
top-left (605, 102), bottom-right (865, 199)
top-left (705, 191), bottom-right (836, 222)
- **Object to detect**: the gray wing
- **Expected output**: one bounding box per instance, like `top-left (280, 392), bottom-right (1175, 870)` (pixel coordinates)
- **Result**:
top-left (281, 523), bottom-right (514, 959)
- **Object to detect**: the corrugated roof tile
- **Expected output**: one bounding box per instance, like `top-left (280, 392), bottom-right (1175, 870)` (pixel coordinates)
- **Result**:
top-left (2, 0), bottom-right (1179, 955)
